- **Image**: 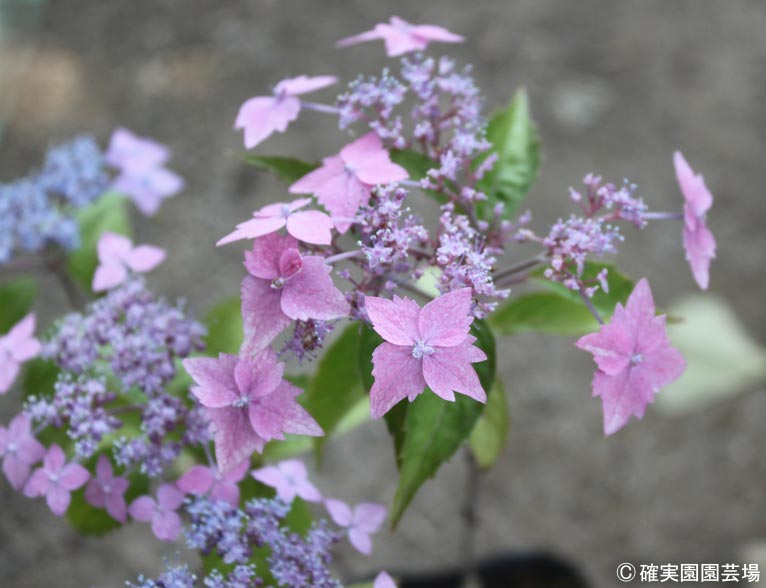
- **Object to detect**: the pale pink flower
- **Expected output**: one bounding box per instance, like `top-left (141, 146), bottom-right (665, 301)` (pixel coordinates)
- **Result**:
top-left (92, 232), bottom-right (166, 292)
top-left (251, 459), bottom-right (322, 504)
top-left (289, 132), bottom-right (408, 233)
top-left (240, 233), bottom-right (349, 355)
top-left (216, 198), bottom-right (334, 247)
top-left (0, 413), bottom-right (45, 490)
top-left (23, 443), bottom-right (89, 516)
top-left (337, 16), bottom-right (464, 57)
top-left (84, 454), bottom-right (129, 523)
top-left (236, 75), bottom-right (337, 149)
top-left (106, 127), bottom-right (169, 172)
top-left (106, 128), bottom-right (184, 217)
top-left (182, 350), bottom-right (323, 473)
top-left (374, 572), bottom-right (397, 588)
top-left (325, 498), bottom-right (386, 555)
top-left (576, 279), bottom-right (686, 436)
top-left (365, 288), bottom-right (487, 419)
top-left (674, 151), bottom-right (717, 290)
top-left (176, 459), bottom-right (249, 506)
top-left (129, 484), bottom-right (184, 541)
top-left (112, 166), bottom-right (184, 217)
top-left (0, 314), bottom-right (41, 394)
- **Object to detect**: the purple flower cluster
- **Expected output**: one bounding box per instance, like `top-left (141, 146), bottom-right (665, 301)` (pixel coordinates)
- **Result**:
top-left (569, 173), bottom-right (647, 228)
top-left (436, 203), bottom-right (510, 317)
top-left (40, 279), bottom-right (206, 473)
top-left (0, 136), bottom-right (108, 263)
top-left (357, 183), bottom-right (428, 274)
top-left (280, 319), bottom-right (336, 364)
top-left (337, 69), bottom-right (407, 147)
top-left (25, 375), bottom-right (120, 459)
top-left (44, 278), bottom-right (206, 395)
top-left (185, 497), bottom-right (343, 588)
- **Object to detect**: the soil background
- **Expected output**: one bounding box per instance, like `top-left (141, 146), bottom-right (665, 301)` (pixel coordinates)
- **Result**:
top-left (1, 1), bottom-right (764, 587)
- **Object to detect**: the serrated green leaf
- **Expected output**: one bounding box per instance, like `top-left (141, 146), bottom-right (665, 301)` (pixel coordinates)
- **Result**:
top-left (203, 296), bottom-right (242, 355)
top-left (67, 193), bottom-right (131, 290)
top-left (389, 320), bottom-right (496, 527)
top-left (490, 291), bottom-right (600, 336)
top-left (391, 393), bottom-right (485, 528)
top-left (470, 378), bottom-right (509, 469)
top-left (303, 324), bottom-right (365, 459)
top-left (241, 154), bottom-right (318, 184)
top-left (477, 88), bottom-right (540, 219)
top-left (0, 277), bottom-right (38, 331)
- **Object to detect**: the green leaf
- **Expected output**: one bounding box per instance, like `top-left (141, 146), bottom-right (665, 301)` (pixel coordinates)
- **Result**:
top-left (203, 296), bottom-right (242, 355)
top-left (389, 320), bottom-right (496, 527)
top-left (391, 393), bottom-right (484, 528)
top-left (490, 291), bottom-right (600, 336)
top-left (389, 149), bottom-right (447, 204)
top-left (241, 154), bottom-right (317, 184)
top-left (0, 277), bottom-right (38, 331)
top-left (22, 357), bottom-right (59, 398)
top-left (470, 378), bottom-right (510, 469)
top-left (303, 324), bottom-right (365, 458)
top-left (67, 193), bottom-right (132, 290)
top-left (656, 296), bottom-right (766, 415)
top-left (477, 88), bottom-right (540, 218)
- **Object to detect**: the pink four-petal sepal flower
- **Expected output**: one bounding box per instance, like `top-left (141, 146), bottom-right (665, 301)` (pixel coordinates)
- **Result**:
top-left (251, 459), bottom-right (322, 504)
top-left (106, 128), bottom-right (184, 217)
top-left (106, 127), bottom-right (170, 172)
top-left (365, 287), bottom-right (487, 419)
top-left (575, 278), bottom-right (686, 436)
top-left (240, 233), bottom-right (349, 355)
top-left (23, 443), bottom-right (90, 516)
top-left (176, 459), bottom-right (249, 506)
top-left (337, 16), bottom-right (464, 57)
top-left (0, 313), bottom-right (41, 394)
top-left (289, 132), bottom-right (409, 233)
top-left (92, 232), bottom-right (166, 292)
top-left (128, 483), bottom-right (184, 542)
top-left (0, 413), bottom-right (45, 490)
top-left (325, 498), bottom-right (387, 556)
top-left (236, 75), bottom-right (338, 149)
top-left (674, 151), bottom-right (717, 290)
top-left (84, 454), bottom-right (130, 523)
top-left (182, 350), bottom-right (323, 474)
top-left (217, 198), bottom-right (334, 247)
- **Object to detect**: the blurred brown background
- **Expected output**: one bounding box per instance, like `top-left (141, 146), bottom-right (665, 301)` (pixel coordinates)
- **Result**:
top-left (1, 1), bottom-right (765, 587)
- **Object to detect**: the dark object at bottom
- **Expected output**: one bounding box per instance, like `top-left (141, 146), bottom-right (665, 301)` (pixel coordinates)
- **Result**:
top-left (392, 552), bottom-right (589, 588)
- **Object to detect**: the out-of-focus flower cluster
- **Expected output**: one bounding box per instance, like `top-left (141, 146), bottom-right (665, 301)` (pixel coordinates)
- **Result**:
top-left (0, 136), bottom-right (108, 263)
top-left (31, 278), bottom-right (206, 473)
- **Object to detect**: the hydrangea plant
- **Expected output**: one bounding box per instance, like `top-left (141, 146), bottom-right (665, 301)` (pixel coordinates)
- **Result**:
top-left (0, 16), bottom-right (716, 588)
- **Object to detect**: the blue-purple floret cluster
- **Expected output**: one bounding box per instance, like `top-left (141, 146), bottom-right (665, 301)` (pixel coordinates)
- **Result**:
top-left (29, 279), bottom-right (207, 472)
top-left (179, 497), bottom-right (342, 588)
top-left (0, 135), bottom-right (109, 263)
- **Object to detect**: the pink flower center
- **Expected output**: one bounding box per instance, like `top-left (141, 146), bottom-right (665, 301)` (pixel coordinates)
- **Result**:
top-left (232, 395), bottom-right (250, 409)
top-left (344, 163), bottom-right (358, 175)
top-left (411, 340), bottom-right (435, 359)
top-left (280, 204), bottom-right (292, 219)
top-left (630, 352), bottom-right (644, 366)
top-left (271, 277), bottom-right (286, 289)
